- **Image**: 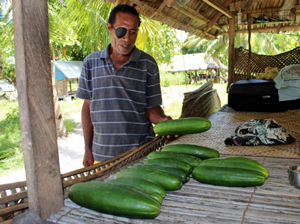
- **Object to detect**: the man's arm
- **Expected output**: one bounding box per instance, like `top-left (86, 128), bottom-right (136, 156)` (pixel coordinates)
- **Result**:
top-left (145, 105), bottom-right (171, 124)
top-left (146, 105), bottom-right (179, 140)
top-left (81, 100), bottom-right (94, 167)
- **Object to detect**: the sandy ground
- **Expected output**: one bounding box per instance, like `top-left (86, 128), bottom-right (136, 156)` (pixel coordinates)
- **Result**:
top-left (0, 85), bottom-right (201, 185)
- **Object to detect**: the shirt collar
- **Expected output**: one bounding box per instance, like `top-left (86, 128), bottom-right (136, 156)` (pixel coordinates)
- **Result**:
top-left (100, 44), bottom-right (141, 63)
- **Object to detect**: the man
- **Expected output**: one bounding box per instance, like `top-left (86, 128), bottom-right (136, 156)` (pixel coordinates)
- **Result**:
top-left (76, 4), bottom-right (173, 167)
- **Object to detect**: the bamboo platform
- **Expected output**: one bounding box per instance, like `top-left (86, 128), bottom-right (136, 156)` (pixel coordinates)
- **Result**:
top-left (48, 156), bottom-right (300, 224)
top-left (47, 108), bottom-right (300, 224)
top-left (174, 107), bottom-right (300, 158)
top-left (1, 108), bottom-right (300, 223)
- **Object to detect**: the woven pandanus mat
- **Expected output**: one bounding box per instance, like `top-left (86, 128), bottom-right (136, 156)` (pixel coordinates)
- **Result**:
top-left (170, 109), bottom-right (300, 158)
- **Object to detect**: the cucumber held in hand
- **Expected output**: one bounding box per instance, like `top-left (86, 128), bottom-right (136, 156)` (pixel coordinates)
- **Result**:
top-left (192, 166), bottom-right (265, 187)
top-left (162, 143), bottom-right (220, 160)
top-left (68, 181), bottom-right (161, 219)
top-left (197, 156), bottom-right (269, 178)
top-left (154, 117), bottom-right (211, 136)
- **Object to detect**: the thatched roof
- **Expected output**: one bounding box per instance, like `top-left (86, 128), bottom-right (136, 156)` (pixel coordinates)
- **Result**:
top-left (105, 0), bottom-right (300, 40)
top-left (167, 53), bottom-right (227, 72)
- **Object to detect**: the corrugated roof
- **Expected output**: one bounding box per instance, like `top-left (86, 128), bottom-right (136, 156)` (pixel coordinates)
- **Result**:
top-left (52, 61), bottom-right (83, 80)
top-left (167, 53), bottom-right (227, 72)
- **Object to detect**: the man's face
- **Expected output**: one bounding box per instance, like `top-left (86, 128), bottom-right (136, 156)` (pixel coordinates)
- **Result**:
top-left (108, 12), bottom-right (139, 55)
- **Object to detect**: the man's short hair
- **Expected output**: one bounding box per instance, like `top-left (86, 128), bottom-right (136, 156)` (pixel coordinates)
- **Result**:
top-left (108, 4), bottom-right (141, 27)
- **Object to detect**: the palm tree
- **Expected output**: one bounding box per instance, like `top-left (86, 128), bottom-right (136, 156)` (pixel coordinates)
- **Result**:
top-left (52, 0), bottom-right (179, 63)
top-left (182, 32), bottom-right (300, 65)
top-left (0, 0), bottom-right (14, 81)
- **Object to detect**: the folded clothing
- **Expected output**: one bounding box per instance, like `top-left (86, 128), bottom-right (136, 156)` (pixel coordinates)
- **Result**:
top-left (274, 64), bottom-right (300, 101)
top-left (225, 119), bottom-right (295, 146)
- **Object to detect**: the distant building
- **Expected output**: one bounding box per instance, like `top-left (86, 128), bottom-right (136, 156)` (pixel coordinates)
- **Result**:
top-left (52, 61), bottom-right (83, 100)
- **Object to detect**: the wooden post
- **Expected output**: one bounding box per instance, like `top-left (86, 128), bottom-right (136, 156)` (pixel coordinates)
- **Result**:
top-left (247, 13), bottom-right (252, 79)
top-left (12, 0), bottom-right (64, 220)
top-left (227, 17), bottom-right (235, 90)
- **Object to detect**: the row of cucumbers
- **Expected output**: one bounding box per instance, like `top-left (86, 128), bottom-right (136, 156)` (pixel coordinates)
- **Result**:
top-left (152, 117), bottom-right (269, 187)
top-left (68, 118), bottom-right (269, 219)
top-left (118, 143), bottom-right (269, 189)
top-left (68, 143), bottom-right (269, 219)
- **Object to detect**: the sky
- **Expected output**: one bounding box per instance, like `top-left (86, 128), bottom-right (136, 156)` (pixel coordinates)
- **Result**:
top-left (176, 29), bottom-right (188, 43)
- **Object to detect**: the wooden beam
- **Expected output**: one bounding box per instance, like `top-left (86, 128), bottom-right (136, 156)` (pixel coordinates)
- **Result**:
top-left (221, 20), bottom-right (297, 29)
top-left (233, 5), bottom-right (300, 14)
top-left (149, 1), bottom-right (166, 19)
top-left (205, 0), bottom-right (233, 31)
top-left (203, 0), bottom-right (234, 18)
top-left (12, 0), bottom-right (64, 220)
top-left (134, 0), bottom-right (216, 38)
top-left (164, 0), bottom-right (176, 7)
top-left (221, 24), bottom-right (300, 35)
top-left (171, 2), bottom-right (221, 30)
top-left (247, 13), bottom-right (251, 79)
top-left (227, 17), bottom-right (235, 90)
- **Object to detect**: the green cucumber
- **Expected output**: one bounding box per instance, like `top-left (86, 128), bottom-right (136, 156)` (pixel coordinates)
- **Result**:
top-left (68, 181), bottom-right (160, 219)
top-left (197, 156), bottom-right (269, 178)
top-left (192, 166), bottom-right (265, 187)
top-left (144, 158), bottom-right (193, 174)
top-left (132, 164), bottom-right (190, 183)
top-left (162, 144), bottom-right (220, 160)
top-left (153, 117), bottom-right (211, 136)
top-left (111, 177), bottom-right (166, 197)
top-left (147, 151), bottom-right (202, 168)
top-left (105, 180), bottom-right (163, 203)
top-left (117, 166), bottom-right (182, 191)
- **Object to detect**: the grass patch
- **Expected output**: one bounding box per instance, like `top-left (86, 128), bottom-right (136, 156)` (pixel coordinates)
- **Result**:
top-left (0, 97), bottom-right (84, 177)
top-left (63, 117), bottom-right (77, 133)
top-left (58, 97), bottom-right (83, 134)
top-left (163, 100), bottom-right (183, 119)
top-left (0, 99), bottom-right (23, 176)
top-left (59, 97), bottom-right (83, 115)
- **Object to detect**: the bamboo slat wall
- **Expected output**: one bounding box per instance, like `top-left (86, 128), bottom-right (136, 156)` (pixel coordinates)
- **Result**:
top-left (230, 46), bottom-right (300, 86)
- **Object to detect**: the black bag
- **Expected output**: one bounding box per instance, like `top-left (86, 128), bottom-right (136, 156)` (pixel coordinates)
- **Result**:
top-left (228, 79), bottom-right (287, 112)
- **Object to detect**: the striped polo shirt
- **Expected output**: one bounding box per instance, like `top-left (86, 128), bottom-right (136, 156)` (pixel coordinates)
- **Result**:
top-left (76, 45), bottom-right (162, 161)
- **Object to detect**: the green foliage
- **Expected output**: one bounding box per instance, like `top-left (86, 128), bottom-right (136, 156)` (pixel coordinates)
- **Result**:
top-left (0, 100), bottom-right (23, 175)
top-left (0, 97), bottom-right (84, 176)
top-left (181, 33), bottom-right (212, 54)
top-left (49, 0), bottom-right (179, 64)
top-left (163, 100), bottom-right (182, 119)
top-left (160, 70), bottom-right (189, 87)
top-left (63, 118), bottom-right (77, 133)
top-left (181, 32), bottom-right (300, 66)
top-left (0, 1), bottom-right (15, 83)
top-left (59, 97), bottom-right (83, 115)
top-left (140, 22), bottom-right (180, 65)
top-left (51, 0), bottom-right (113, 59)
top-left (58, 98), bottom-right (83, 134)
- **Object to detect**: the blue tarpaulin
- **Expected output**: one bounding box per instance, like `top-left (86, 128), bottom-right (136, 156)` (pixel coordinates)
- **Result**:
top-left (52, 61), bottom-right (83, 80)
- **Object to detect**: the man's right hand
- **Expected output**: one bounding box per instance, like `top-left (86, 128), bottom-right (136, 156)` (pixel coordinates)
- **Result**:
top-left (83, 150), bottom-right (94, 167)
